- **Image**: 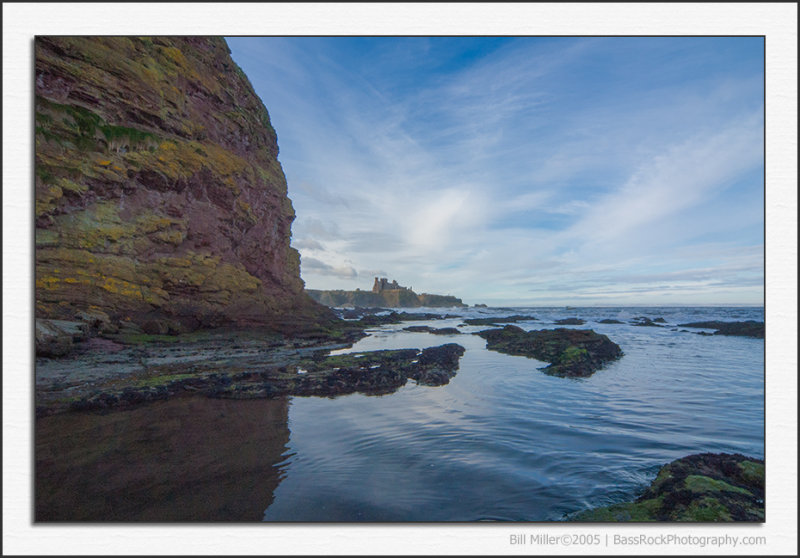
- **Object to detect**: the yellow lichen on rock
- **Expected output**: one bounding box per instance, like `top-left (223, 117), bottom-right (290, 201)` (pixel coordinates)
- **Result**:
top-left (34, 36), bottom-right (334, 331)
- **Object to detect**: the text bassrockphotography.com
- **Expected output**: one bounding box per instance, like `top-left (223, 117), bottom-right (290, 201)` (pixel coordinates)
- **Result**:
top-left (509, 533), bottom-right (767, 548)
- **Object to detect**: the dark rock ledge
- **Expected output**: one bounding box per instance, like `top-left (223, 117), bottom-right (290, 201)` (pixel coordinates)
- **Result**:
top-left (474, 325), bottom-right (622, 378)
top-left (678, 321), bottom-right (764, 339)
top-left (403, 325), bottom-right (461, 335)
top-left (555, 317), bottom-right (586, 325)
top-left (37, 337), bottom-right (466, 416)
top-left (631, 316), bottom-right (666, 327)
top-left (339, 310), bottom-right (462, 326)
top-left (461, 315), bottom-right (537, 327)
top-left (571, 453), bottom-right (765, 522)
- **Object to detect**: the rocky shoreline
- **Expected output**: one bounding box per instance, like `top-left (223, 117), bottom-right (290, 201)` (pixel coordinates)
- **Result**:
top-left (35, 310), bottom-right (634, 415)
top-left (38, 311), bottom-right (765, 414)
top-left (35, 315), bottom-right (471, 416)
top-left (34, 311), bottom-right (763, 523)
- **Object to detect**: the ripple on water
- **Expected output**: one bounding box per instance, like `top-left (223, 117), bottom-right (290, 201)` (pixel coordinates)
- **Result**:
top-left (263, 306), bottom-right (764, 521)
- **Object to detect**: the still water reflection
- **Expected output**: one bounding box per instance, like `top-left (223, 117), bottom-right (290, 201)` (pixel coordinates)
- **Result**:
top-left (36, 397), bottom-right (289, 521)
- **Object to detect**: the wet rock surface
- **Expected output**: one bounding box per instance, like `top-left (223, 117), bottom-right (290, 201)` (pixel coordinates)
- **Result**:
top-left (598, 319), bottom-right (624, 324)
top-left (572, 453), bottom-right (765, 521)
top-left (403, 325), bottom-right (461, 335)
top-left (474, 325), bottom-right (622, 377)
top-left (36, 327), bottom-right (466, 414)
top-left (36, 325), bottom-right (363, 415)
top-left (216, 342), bottom-right (466, 396)
top-left (410, 344), bottom-right (467, 386)
top-left (678, 321), bottom-right (764, 339)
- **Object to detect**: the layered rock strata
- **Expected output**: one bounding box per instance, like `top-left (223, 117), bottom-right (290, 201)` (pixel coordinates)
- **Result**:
top-left (35, 37), bottom-right (333, 339)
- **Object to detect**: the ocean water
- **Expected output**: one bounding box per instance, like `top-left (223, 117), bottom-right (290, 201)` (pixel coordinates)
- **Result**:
top-left (262, 306), bottom-right (764, 522)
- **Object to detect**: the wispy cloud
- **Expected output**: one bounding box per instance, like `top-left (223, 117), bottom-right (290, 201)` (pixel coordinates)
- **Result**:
top-left (228, 37), bottom-right (764, 305)
top-left (562, 111), bottom-right (764, 252)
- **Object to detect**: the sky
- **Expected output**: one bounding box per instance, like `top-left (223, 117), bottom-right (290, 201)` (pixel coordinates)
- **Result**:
top-left (226, 37), bottom-right (764, 306)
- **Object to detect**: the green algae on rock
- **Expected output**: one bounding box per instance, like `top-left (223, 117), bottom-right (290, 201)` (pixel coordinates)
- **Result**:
top-left (474, 325), bottom-right (622, 377)
top-left (59, 342), bottom-right (467, 413)
top-left (34, 37), bottom-right (334, 343)
top-left (571, 453), bottom-right (764, 521)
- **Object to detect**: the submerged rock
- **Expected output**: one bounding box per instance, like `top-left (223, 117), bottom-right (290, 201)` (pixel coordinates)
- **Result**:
top-left (354, 311), bottom-right (460, 326)
top-left (462, 315), bottom-right (537, 326)
top-left (555, 318), bottom-right (585, 325)
top-left (474, 325), bottom-right (622, 377)
top-left (572, 453), bottom-right (764, 521)
top-left (678, 321), bottom-right (764, 339)
top-left (598, 319), bottom-right (624, 324)
top-left (631, 317), bottom-right (664, 327)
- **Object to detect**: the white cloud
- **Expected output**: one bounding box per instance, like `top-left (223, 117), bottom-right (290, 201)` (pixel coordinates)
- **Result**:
top-left (301, 256), bottom-right (358, 280)
top-left (229, 37), bottom-right (764, 304)
top-left (292, 238), bottom-right (325, 251)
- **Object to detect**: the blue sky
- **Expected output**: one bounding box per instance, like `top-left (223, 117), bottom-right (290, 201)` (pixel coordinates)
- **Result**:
top-left (227, 37), bottom-right (764, 306)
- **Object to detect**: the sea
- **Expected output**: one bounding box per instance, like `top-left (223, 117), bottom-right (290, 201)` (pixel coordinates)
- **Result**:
top-left (35, 305), bottom-right (764, 522)
top-left (262, 305), bottom-right (764, 521)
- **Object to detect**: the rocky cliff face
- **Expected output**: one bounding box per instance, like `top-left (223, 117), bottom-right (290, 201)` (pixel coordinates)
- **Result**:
top-left (35, 37), bottom-right (333, 333)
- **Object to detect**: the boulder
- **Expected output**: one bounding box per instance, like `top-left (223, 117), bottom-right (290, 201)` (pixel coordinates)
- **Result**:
top-left (36, 319), bottom-right (88, 357)
top-left (572, 453), bottom-right (764, 521)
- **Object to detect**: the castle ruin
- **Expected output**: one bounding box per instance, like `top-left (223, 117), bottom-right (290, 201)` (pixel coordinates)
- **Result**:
top-left (372, 277), bottom-right (411, 293)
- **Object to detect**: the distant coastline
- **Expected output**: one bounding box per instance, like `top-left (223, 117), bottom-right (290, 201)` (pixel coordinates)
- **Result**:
top-left (307, 277), bottom-right (466, 308)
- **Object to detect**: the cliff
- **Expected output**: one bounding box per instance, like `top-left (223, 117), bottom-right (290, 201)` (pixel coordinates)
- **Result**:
top-left (34, 37), bottom-right (334, 335)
